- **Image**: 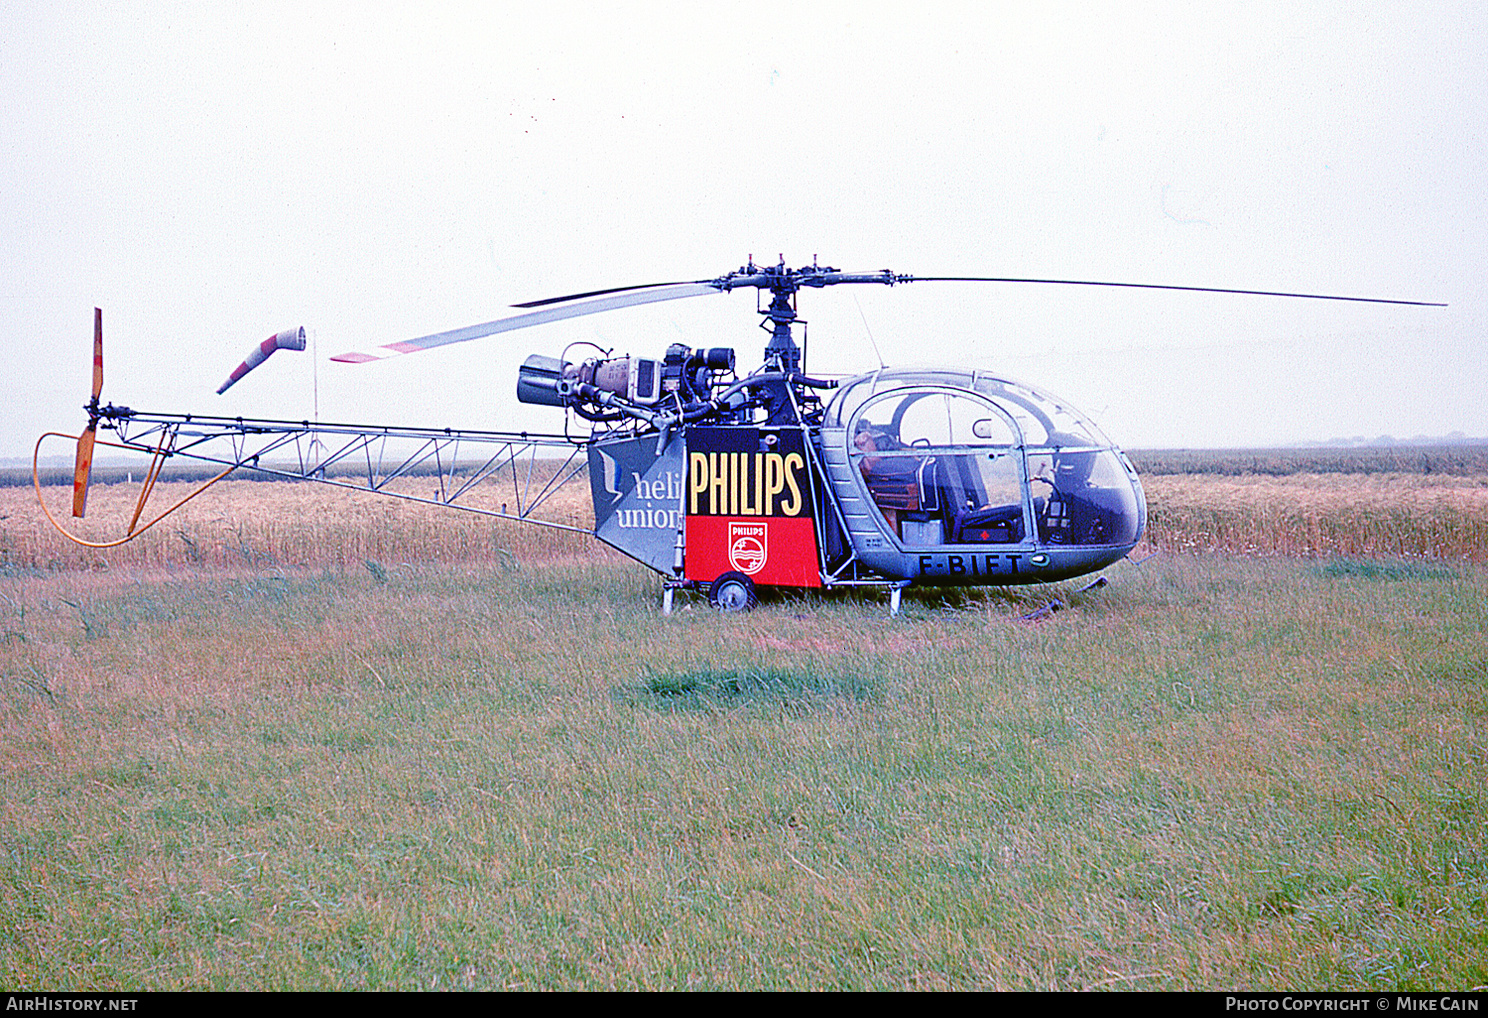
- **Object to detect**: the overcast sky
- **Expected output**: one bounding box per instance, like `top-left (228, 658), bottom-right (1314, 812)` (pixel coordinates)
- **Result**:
top-left (4, 1), bottom-right (1483, 461)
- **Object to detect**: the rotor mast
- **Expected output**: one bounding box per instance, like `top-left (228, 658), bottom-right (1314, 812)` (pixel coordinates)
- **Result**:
top-left (752, 256), bottom-right (805, 375)
top-left (717, 256), bottom-right (901, 375)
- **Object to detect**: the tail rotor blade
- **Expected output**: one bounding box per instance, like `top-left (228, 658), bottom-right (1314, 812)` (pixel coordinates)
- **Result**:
top-left (73, 307), bottom-right (104, 518)
top-left (72, 426), bottom-right (96, 518)
top-left (92, 307), bottom-right (104, 401)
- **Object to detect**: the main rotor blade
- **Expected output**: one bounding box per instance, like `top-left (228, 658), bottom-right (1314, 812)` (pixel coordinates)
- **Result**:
top-left (331, 283), bottom-right (724, 363)
top-left (900, 277), bottom-right (1447, 307)
top-left (72, 426), bottom-right (96, 518)
top-left (92, 307), bottom-right (104, 400)
top-left (511, 280), bottom-right (698, 308)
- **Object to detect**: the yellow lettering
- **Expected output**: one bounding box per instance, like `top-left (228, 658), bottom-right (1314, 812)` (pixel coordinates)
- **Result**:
top-left (781, 452), bottom-right (805, 516)
top-left (730, 452), bottom-right (740, 517)
top-left (689, 452), bottom-right (708, 515)
top-left (751, 452), bottom-right (764, 515)
top-left (709, 452), bottom-right (726, 515)
top-left (688, 443), bottom-right (809, 518)
top-left (764, 453), bottom-right (785, 515)
top-left (738, 452), bottom-right (752, 515)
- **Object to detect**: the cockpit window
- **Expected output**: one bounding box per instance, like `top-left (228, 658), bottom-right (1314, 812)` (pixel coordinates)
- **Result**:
top-left (891, 392), bottom-right (1017, 448)
top-left (1026, 449), bottom-right (1142, 546)
top-left (850, 389), bottom-right (1026, 545)
top-left (826, 368), bottom-right (1143, 551)
top-left (972, 376), bottom-right (1107, 448)
top-left (827, 369), bottom-right (1113, 449)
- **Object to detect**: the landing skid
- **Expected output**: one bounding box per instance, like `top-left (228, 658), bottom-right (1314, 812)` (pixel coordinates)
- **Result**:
top-left (1020, 575), bottom-right (1109, 621)
top-left (659, 575), bottom-right (1111, 619)
top-left (659, 577), bottom-right (915, 616)
top-left (888, 580), bottom-right (912, 617)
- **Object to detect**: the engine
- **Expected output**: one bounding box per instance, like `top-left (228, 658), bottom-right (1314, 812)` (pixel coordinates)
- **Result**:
top-left (517, 344), bottom-right (736, 423)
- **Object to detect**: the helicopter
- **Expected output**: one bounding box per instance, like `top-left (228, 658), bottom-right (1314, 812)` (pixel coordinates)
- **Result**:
top-left (36, 257), bottom-right (1443, 614)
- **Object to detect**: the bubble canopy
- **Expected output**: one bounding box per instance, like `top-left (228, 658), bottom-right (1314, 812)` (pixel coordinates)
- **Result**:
top-left (822, 367), bottom-right (1146, 557)
top-left (824, 367), bottom-right (1110, 447)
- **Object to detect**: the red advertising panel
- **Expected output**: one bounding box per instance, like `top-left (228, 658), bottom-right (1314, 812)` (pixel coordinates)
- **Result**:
top-left (684, 427), bottom-right (821, 588)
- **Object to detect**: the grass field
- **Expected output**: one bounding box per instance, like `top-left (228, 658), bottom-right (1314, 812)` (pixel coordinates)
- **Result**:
top-left (2, 455), bottom-right (1485, 990)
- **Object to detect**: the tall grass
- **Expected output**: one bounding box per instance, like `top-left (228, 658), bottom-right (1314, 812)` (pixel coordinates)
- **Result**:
top-left (1130, 444), bottom-right (1488, 477)
top-left (7, 467), bottom-right (1488, 574)
top-left (6, 475), bottom-right (593, 573)
top-left (1, 553), bottom-right (1484, 990)
top-left (1142, 473), bottom-right (1488, 562)
top-left (3, 451), bottom-right (1485, 987)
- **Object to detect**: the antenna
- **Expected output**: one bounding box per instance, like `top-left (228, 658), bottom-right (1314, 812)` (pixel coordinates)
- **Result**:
top-left (852, 293), bottom-right (886, 370)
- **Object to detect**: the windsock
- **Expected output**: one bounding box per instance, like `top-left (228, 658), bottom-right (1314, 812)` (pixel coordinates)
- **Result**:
top-left (217, 327), bottom-right (307, 394)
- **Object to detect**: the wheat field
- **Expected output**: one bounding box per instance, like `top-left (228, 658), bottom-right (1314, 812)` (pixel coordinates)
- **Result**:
top-left (7, 471), bottom-right (595, 573)
top-left (1142, 472), bottom-right (1488, 562)
top-left (6, 464), bottom-right (1488, 572)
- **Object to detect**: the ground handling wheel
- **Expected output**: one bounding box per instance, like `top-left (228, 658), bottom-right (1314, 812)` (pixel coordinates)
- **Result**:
top-left (707, 571), bottom-right (758, 612)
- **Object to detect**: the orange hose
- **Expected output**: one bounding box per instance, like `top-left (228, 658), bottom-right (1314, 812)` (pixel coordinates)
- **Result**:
top-left (33, 431), bottom-right (236, 549)
top-left (125, 430), bottom-right (172, 536)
